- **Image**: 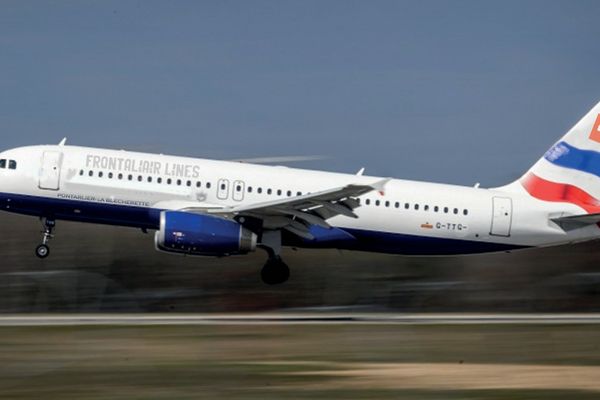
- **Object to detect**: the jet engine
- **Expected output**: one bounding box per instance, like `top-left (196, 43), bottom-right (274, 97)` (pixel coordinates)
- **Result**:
top-left (155, 211), bottom-right (257, 256)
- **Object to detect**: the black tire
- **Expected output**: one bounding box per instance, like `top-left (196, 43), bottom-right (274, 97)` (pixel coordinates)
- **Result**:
top-left (35, 244), bottom-right (50, 259)
top-left (261, 258), bottom-right (290, 285)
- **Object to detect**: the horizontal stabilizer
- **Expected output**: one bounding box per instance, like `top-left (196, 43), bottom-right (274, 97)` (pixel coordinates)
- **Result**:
top-left (552, 213), bottom-right (600, 231)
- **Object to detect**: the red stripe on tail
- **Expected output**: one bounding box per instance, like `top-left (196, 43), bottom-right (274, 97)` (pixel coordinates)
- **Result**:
top-left (520, 173), bottom-right (600, 214)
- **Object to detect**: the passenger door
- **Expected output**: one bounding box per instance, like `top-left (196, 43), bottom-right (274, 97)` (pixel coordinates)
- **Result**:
top-left (39, 151), bottom-right (63, 191)
top-left (490, 197), bottom-right (512, 237)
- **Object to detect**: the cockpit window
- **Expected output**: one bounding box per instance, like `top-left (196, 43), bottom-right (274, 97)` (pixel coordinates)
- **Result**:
top-left (0, 159), bottom-right (5, 169)
top-left (8, 160), bottom-right (16, 170)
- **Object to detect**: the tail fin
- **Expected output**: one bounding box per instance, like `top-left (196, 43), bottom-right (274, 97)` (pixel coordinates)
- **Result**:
top-left (501, 101), bottom-right (600, 214)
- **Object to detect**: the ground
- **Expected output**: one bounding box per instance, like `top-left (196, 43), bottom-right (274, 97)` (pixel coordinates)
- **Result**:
top-left (1, 321), bottom-right (600, 399)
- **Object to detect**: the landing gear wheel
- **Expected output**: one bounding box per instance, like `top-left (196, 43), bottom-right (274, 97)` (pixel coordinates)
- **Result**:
top-left (35, 244), bottom-right (50, 259)
top-left (36, 218), bottom-right (55, 259)
top-left (261, 257), bottom-right (290, 285)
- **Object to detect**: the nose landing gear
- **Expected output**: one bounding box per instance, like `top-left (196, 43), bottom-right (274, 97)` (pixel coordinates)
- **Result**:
top-left (35, 218), bottom-right (55, 259)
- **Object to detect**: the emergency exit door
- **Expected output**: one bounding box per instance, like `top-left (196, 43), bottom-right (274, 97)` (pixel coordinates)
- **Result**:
top-left (217, 178), bottom-right (230, 200)
top-left (490, 197), bottom-right (512, 237)
top-left (38, 151), bottom-right (63, 191)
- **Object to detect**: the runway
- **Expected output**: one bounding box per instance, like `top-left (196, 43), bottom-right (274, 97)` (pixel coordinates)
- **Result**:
top-left (1, 313), bottom-right (600, 326)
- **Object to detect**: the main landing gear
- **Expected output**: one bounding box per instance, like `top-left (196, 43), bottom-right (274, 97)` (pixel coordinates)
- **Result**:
top-left (259, 230), bottom-right (290, 285)
top-left (35, 218), bottom-right (55, 259)
top-left (261, 256), bottom-right (290, 285)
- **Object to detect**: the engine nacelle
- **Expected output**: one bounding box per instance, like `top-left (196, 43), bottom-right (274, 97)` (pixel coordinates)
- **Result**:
top-left (155, 211), bottom-right (257, 256)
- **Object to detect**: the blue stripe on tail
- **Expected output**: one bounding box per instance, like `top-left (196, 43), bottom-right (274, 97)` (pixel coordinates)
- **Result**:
top-left (544, 141), bottom-right (600, 178)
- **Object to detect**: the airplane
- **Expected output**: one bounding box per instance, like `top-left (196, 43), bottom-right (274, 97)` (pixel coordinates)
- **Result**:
top-left (1, 102), bottom-right (600, 285)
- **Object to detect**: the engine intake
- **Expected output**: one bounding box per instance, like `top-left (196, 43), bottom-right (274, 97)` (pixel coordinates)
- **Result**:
top-left (155, 211), bottom-right (257, 256)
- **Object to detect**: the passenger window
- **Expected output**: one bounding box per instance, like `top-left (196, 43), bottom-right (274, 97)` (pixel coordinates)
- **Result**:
top-left (158, 177), bottom-right (163, 184)
top-left (89, 171), bottom-right (94, 177)
top-left (424, 205), bottom-right (429, 211)
top-left (277, 189), bottom-right (282, 196)
top-left (9, 160), bottom-right (16, 169)
top-left (366, 199), bottom-right (371, 205)
top-left (434, 206), bottom-right (439, 212)
top-left (237, 185), bottom-right (242, 192)
top-left (248, 186), bottom-right (253, 193)
top-left (463, 209), bottom-right (469, 216)
top-left (196, 181), bottom-right (201, 188)
top-left (375, 200), bottom-right (380, 206)
top-left (138, 176), bottom-right (143, 182)
top-left (118, 173), bottom-right (123, 180)
top-left (287, 190), bottom-right (292, 196)
top-left (453, 208), bottom-right (459, 214)
top-left (221, 183), bottom-right (226, 190)
top-left (385, 201), bottom-right (390, 207)
top-left (395, 202), bottom-right (400, 208)
top-left (167, 178), bottom-right (172, 185)
top-left (257, 187), bottom-right (262, 194)
top-left (148, 177), bottom-right (153, 183)
top-left (128, 174), bottom-right (133, 181)
top-left (404, 203), bottom-right (410, 209)
top-left (206, 182), bottom-right (211, 189)
top-left (108, 172), bottom-right (113, 179)
top-left (177, 179), bottom-right (182, 186)
top-left (267, 189), bottom-right (272, 195)
top-left (187, 180), bottom-right (192, 187)
top-left (444, 207), bottom-right (449, 213)
top-left (297, 191), bottom-right (302, 196)
top-left (98, 172), bottom-right (104, 178)
top-left (414, 204), bottom-right (419, 210)
top-left (79, 169), bottom-right (84, 176)
top-left (0, 159), bottom-right (5, 169)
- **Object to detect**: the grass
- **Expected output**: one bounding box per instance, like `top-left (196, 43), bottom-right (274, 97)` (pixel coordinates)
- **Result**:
top-left (0, 323), bottom-right (599, 399)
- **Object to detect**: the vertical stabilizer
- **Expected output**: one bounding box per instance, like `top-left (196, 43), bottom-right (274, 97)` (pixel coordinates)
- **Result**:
top-left (500, 101), bottom-right (600, 214)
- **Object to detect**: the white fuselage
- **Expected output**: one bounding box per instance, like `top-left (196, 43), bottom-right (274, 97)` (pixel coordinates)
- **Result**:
top-left (0, 144), bottom-right (596, 255)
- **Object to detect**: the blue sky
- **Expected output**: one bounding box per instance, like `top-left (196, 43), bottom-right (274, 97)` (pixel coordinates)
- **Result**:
top-left (1, 0), bottom-right (599, 186)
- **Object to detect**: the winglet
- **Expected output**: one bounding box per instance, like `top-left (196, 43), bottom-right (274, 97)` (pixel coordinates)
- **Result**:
top-left (370, 178), bottom-right (391, 195)
top-left (356, 167), bottom-right (365, 176)
top-left (58, 138), bottom-right (67, 146)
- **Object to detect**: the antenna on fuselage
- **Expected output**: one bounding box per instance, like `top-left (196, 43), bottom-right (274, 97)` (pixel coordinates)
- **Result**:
top-left (58, 138), bottom-right (67, 146)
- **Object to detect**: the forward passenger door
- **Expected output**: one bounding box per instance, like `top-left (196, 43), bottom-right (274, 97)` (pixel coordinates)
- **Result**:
top-left (39, 151), bottom-right (63, 191)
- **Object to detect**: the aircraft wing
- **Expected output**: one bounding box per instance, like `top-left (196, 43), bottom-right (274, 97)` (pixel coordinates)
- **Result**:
top-left (196, 178), bottom-right (390, 239)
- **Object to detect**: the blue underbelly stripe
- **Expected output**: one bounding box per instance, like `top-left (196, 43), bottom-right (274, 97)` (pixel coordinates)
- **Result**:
top-left (544, 141), bottom-right (600, 178)
top-left (341, 228), bottom-right (527, 255)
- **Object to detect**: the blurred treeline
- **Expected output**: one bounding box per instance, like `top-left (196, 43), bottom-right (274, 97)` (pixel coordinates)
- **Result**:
top-left (0, 214), bottom-right (599, 313)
